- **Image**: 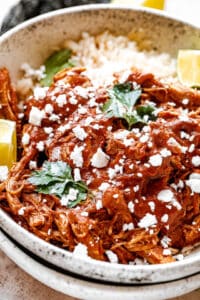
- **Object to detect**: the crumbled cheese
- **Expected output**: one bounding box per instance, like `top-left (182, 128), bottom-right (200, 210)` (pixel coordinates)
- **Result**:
top-left (18, 207), bottom-right (25, 216)
top-left (161, 214), bottom-right (169, 223)
top-left (138, 213), bottom-right (157, 228)
top-left (174, 254), bottom-right (184, 261)
top-left (167, 137), bottom-right (180, 148)
top-left (78, 106), bottom-right (87, 114)
top-left (96, 199), bottom-right (103, 210)
top-left (44, 127), bottom-right (53, 134)
top-left (58, 123), bottom-right (70, 133)
top-left (128, 201), bottom-right (134, 213)
top-left (91, 148), bottom-right (110, 168)
top-left (123, 138), bottom-right (134, 146)
top-left (163, 249), bottom-right (171, 256)
top-left (74, 168), bottom-right (82, 182)
top-left (74, 86), bottom-right (88, 99)
top-left (182, 98), bottom-right (189, 105)
top-left (80, 211), bottom-right (89, 217)
top-left (179, 112), bottom-right (189, 121)
top-left (113, 130), bottom-right (129, 140)
top-left (149, 154), bottom-right (163, 167)
top-left (0, 166), bottom-right (8, 182)
top-left (36, 141), bottom-right (45, 152)
top-left (105, 250), bottom-right (118, 264)
top-left (177, 180), bottom-right (184, 189)
top-left (144, 163), bottom-right (150, 168)
top-left (172, 199), bottom-right (182, 211)
top-left (181, 146), bottom-right (188, 154)
top-left (186, 173), bottom-right (200, 193)
top-left (22, 133), bottom-right (30, 145)
top-left (113, 194), bottom-right (119, 199)
top-left (70, 145), bottom-right (84, 168)
top-left (98, 182), bottom-right (110, 192)
top-left (73, 243), bottom-right (89, 258)
top-left (61, 188), bottom-right (79, 206)
top-left (189, 135), bottom-right (195, 142)
top-left (44, 103), bottom-right (54, 114)
top-left (49, 113), bottom-right (60, 122)
top-left (107, 168), bottom-right (116, 180)
top-left (51, 147), bottom-right (61, 160)
top-left (160, 148), bottom-right (172, 158)
top-left (88, 98), bottom-right (98, 107)
top-left (180, 131), bottom-right (190, 140)
top-left (133, 185), bottom-right (139, 192)
top-left (114, 164), bottom-right (123, 174)
top-left (129, 258), bottom-right (148, 265)
top-left (69, 95), bottom-right (78, 105)
top-left (148, 201), bottom-right (155, 212)
top-left (29, 160), bottom-right (37, 170)
top-left (191, 155), bottom-right (200, 167)
top-left (84, 117), bottom-right (94, 126)
top-left (93, 124), bottom-right (100, 130)
top-left (161, 236), bottom-right (171, 248)
top-left (29, 106), bottom-right (45, 126)
top-left (72, 126), bottom-right (87, 141)
top-left (188, 144), bottom-right (195, 153)
top-left (143, 126), bottom-right (150, 133)
top-left (140, 134), bottom-right (149, 143)
top-left (157, 189), bottom-right (174, 202)
top-left (33, 87), bottom-right (47, 100)
top-left (18, 113), bottom-right (24, 119)
top-left (122, 222), bottom-right (134, 231)
top-left (56, 94), bottom-right (67, 107)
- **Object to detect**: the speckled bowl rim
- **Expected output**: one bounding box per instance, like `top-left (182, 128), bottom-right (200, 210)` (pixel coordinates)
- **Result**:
top-left (0, 4), bottom-right (200, 284)
top-left (1, 229), bottom-right (200, 300)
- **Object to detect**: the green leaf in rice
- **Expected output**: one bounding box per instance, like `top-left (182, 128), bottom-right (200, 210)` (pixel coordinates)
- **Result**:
top-left (40, 49), bottom-right (75, 87)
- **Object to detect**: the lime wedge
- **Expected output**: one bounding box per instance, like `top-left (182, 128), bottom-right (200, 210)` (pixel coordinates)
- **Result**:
top-left (177, 50), bottom-right (200, 87)
top-left (0, 119), bottom-right (17, 169)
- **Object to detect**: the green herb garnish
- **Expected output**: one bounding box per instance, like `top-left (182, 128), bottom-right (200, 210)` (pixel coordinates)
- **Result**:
top-left (40, 49), bottom-right (75, 86)
top-left (28, 161), bottom-right (88, 208)
top-left (102, 82), bottom-right (156, 129)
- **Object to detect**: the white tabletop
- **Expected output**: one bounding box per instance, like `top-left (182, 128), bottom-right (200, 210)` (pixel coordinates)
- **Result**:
top-left (0, 1), bottom-right (200, 299)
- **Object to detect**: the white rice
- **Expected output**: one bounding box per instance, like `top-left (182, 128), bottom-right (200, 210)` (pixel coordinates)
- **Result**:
top-left (64, 31), bottom-right (176, 86)
top-left (17, 31), bottom-right (177, 95)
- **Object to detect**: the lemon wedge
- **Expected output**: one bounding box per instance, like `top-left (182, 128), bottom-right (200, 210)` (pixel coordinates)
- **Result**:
top-left (142, 0), bottom-right (164, 9)
top-left (0, 119), bottom-right (17, 169)
top-left (111, 0), bottom-right (165, 9)
top-left (177, 50), bottom-right (200, 87)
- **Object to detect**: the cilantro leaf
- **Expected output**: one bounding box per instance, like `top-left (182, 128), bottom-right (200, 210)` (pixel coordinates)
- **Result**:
top-left (111, 82), bottom-right (142, 108)
top-left (28, 161), bottom-right (88, 208)
top-left (102, 82), bottom-right (156, 129)
top-left (40, 49), bottom-right (75, 87)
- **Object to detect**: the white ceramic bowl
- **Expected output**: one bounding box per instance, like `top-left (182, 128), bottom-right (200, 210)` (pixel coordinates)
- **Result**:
top-left (0, 4), bottom-right (200, 285)
top-left (1, 229), bottom-right (200, 300)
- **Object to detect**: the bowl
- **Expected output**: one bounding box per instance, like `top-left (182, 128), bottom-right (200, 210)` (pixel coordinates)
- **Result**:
top-left (1, 228), bottom-right (200, 300)
top-left (0, 4), bottom-right (200, 285)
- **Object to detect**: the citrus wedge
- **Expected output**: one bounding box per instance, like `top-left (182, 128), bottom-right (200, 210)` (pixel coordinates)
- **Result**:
top-left (177, 50), bottom-right (200, 87)
top-left (0, 119), bottom-right (17, 169)
top-left (142, 0), bottom-right (164, 9)
top-left (111, 0), bottom-right (165, 10)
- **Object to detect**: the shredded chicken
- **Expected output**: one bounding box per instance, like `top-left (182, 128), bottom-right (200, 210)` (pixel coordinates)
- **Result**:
top-left (0, 67), bottom-right (200, 264)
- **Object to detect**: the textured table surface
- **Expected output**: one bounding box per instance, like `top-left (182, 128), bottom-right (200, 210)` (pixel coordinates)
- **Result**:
top-left (0, 1), bottom-right (200, 299)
